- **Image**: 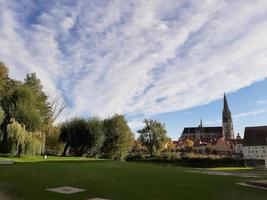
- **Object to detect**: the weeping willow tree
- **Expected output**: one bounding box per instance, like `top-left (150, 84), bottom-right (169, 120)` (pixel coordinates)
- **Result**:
top-left (6, 118), bottom-right (45, 156)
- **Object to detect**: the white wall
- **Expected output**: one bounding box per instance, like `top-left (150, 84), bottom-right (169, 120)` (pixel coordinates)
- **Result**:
top-left (234, 144), bottom-right (243, 154)
top-left (243, 145), bottom-right (267, 159)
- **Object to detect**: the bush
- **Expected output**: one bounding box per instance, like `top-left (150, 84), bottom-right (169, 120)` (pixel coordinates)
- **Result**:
top-left (125, 153), bottom-right (146, 161)
top-left (126, 152), bottom-right (243, 167)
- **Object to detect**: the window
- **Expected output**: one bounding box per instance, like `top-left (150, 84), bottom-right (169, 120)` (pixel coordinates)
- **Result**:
top-left (256, 151), bottom-right (258, 153)
top-left (248, 151), bottom-right (250, 153)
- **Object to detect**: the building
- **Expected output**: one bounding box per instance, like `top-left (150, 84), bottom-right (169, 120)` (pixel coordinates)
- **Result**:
top-left (222, 94), bottom-right (235, 139)
top-left (243, 126), bottom-right (267, 160)
top-left (180, 93), bottom-right (235, 143)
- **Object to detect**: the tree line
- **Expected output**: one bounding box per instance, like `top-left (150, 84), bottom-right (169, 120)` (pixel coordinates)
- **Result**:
top-left (0, 62), bottom-right (170, 159)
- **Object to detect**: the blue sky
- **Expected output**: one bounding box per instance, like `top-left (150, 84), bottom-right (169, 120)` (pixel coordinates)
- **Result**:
top-left (1, 0), bottom-right (267, 139)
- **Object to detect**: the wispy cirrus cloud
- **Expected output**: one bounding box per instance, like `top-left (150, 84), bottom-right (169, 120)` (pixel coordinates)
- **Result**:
top-left (257, 100), bottom-right (267, 105)
top-left (233, 109), bottom-right (267, 119)
top-left (1, 0), bottom-right (267, 122)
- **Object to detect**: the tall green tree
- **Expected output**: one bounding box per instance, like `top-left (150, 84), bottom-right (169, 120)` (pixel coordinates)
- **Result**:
top-left (138, 119), bottom-right (170, 156)
top-left (102, 114), bottom-right (134, 160)
top-left (24, 73), bottom-right (50, 121)
top-left (2, 86), bottom-right (43, 132)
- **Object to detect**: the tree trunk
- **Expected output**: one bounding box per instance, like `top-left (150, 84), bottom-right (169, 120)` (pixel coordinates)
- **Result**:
top-left (61, 143), bottom-right (69, 157)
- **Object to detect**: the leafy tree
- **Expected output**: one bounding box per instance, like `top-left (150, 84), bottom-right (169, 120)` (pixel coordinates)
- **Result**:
top-left (0, 106), bottom-right (4, 125)
top-left (0, 64), bottom-right (49, 154)
top-left (59, 117), bottom-right (105, 157)
top-left (102, 114), bottom-right (134, 160)
top-left (85, 117), bottom-right (105, 157)
top-left (0, 62), bottom-right (8, 93)
top-left (44, 125), bottom-right (64, 155)
top-left (184, 139), bottom-right (194, 152)
top-left (6, 118), bottom-right (26, 156)
top-left (24, 73), bottom-right (50, 121)
top-left (0, 106), bottom-right (5, 148)
top-left (3, 86), bottom-right (43, 132)
top-left (138, 119), bottom-right (169, 156)
top-left (59, 117), bottom-right (90, 156)
top-left (6, 118), bottom-right (45, 156)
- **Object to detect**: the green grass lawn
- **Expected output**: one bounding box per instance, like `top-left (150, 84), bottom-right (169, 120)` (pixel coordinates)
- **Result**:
top-left (0, 156), bottom-right (267, 200)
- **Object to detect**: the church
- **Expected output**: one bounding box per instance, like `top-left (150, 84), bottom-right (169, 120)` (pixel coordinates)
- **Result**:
top-left (180, 94), bottom-right (235, 143)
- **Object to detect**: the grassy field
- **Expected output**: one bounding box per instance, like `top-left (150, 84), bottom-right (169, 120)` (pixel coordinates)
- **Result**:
top-left (0, 156), bottom-right (267, 200)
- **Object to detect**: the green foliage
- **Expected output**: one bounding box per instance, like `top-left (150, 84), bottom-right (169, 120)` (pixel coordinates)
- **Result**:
top-left (85, 117), bottom-right (105, 157)
top-left (59, 117), bottom-right (89, 156)
top-left (24, 131), bottom-right (45, 156)
top-left (138, 119), bottom-right (170, 156)
top-left (0, 62), bottom-right (8, 93)
top-left (6, 118), bottom-right (26, 156)
top-left (24, 73), bottom-right (50, 120)
top-left (3, 86), bottom-right (43, 131)
top-left (44, 123), bottom-right (64, 155)
top-left (102, 114), bottom-right (134, 160)
top-left (0, 106), bottom-right (4, 144)
top-left (59, 115), bottom-right (134, 159)
top-left (59, 117), bottom-right (105, 157)
top-left (6, 118), bottom-right (45, 156)
top-left (0, 106), bottom-right (4, 125)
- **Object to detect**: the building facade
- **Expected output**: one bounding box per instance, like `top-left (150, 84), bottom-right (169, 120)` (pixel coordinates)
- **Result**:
top-left (243, 126), bottom-right (267, 160)
top-left (180, 94), bottom-right (235, 142)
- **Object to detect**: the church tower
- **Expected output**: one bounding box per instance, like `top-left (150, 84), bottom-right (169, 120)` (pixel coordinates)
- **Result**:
top-left (222, 93), bottom-right (235, 139)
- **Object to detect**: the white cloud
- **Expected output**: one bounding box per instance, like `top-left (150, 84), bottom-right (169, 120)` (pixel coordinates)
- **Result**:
top-left (233, 109), bottom-right (267, 119)
top-left (1, 0), bottom-right (267, 121)
top-left (257, 100), bottom-right (267, 105)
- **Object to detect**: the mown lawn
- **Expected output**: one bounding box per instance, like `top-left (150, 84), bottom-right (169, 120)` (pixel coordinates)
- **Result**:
top-left (0, 156), bottom-right (267, 200)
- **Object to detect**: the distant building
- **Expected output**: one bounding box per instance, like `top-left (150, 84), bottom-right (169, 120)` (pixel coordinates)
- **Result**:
top-left (243, 126), bottom-right (267, 160)
top-left (232, 134), bottom-right (243, 155)
top-left (222, 94), bottom-right (235, 139)
top-left (180, 94), bottom-right (235, 143)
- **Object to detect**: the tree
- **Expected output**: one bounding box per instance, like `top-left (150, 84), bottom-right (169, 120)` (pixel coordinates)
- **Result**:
top-left (59, 117), bottom-right (106, 157)
top-left (24, 73), bottom-right (50, 121)
top-left (0, 106), bottom-right (5, 147)
top-left (6, 118), bottom-right (26, 156)
top-left (138, 119), bottom-right (169, 156)
top-left (48, 95), bottom-right (66, 123)
top-left (6, 118), bottom-right (45, 157)
top-left (3, 86), bottom-right (43, 132)
top-left (0, 106), bottom-right (4, 125)
top-left (102, 114), bottom-right (134, 160)
top-left (0, 62), bottom-right (8, 93)
top-left (85, 117), bottom-right (105, 157)
top-left (184, 139), bottom-right (194, 152)
top-left (59, 118), bottom-right (89, 156)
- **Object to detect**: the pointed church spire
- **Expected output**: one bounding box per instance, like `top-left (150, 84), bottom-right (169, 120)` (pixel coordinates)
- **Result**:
top-left (200, 119), bottom-right (203, 127)
top-left (223, 93), bottom-right (229, 111)
top-left (222, 93), bottom-right (235, 139)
